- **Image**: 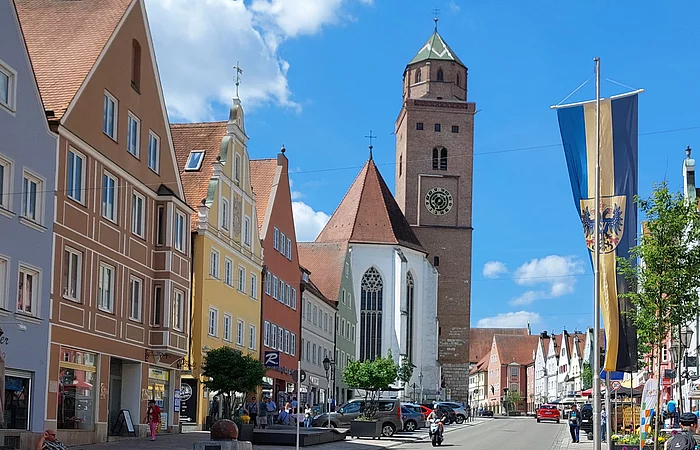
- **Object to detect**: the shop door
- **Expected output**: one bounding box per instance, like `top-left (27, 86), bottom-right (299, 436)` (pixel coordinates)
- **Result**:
top-left (108, 359), bottom-right (122, 435)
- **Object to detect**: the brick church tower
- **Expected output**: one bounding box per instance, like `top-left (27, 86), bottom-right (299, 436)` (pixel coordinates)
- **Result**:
top-left (394, 22), bottom-right (476, 400)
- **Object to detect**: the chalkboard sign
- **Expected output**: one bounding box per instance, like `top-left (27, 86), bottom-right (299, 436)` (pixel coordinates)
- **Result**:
top-left (111, 409), bottom-right (136, 436)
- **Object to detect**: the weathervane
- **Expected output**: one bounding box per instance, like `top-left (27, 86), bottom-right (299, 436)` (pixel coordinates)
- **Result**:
top-left (365, 129), bottom-right (377, 159)
top-left (233, 61), bottom-right (243, 98)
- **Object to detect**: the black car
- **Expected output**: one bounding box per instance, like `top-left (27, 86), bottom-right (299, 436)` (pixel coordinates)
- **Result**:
top-left (481, 410), bottom-right (494, 417)
top-left (580, 404), bottom-right (593, 434)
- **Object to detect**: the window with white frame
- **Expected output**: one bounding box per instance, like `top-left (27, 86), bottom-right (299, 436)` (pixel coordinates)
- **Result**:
top-left (237, 266), bottom-right (245, 292)
top-left (148, 131), bottom-right (160, 172)
top-left (175, 211), bottom-right (186, 252)
top-left (103, 91), bottom-right (118, 139)
top-left (0, 156), bottom-right (10, 210)
top-left (279, 232), bottom-right (286, 255)
top-left (0, 61), bottom-right (17, 111)
top-left (265, 270), bottom-right (271, 295)
top-left (306, 300), bottom-right (311, 321)
top-left (306, 341), bottom-right (310, 362)
top-left (351, 324), bottom-right (355, 342)
top-left (243, 216), bottom-right (250, 246)
top-left (208, 308), bottom-right (218, 336)
top-left (0, 257), bottom-right (6, 309)
top-left (131, 191), bottom-right (145, 237)
top-left (126, 112), bottom-right (140, 157)
top-left (273, 227), bottom-right (279, 250)
top-left (173, 289), bottom-right (184, 331)
top-left (62, 247), bottom-right (82, 302)
top-left (285, 284), bottom-right (291, 306)
top-left (210, 249), bottom-right (219, 279)
top-left (223, 314), bottom-right (232, 342)
top-left (101, 172), bottom-right (117, 222)
top-left (22, 171), bottom-right (43, 224)
top-left (129, 276), bottom-right (143, 322)
top-left (156, 206), bottom-right (165, 246)
top-left (510, 366), bottom-right (519, 377)
top-left (290, 333), bottom-right (296, 356)
top-left (278, 327), bottom-right (284, 351)
top-left (510, 383), bottom-right (519, 393)
top-left (237, 319), bottom-right (244, 346)
top-left (264, 321), bottom-right (270, 347)
top-left (184, 151), bottom-right (205, 171)
top-left (250, 273), bottom-right (258, 298)
top-left (249, 324), bottom-right (256, 350)
top-left (286, 237), bottom-right (292, 259)
top-left (313, 305), bottom-right (318, 325)
top-left (284, 330), bottom-right (290, 354)
top-left (224, 258), bottom-right (233, 286)
top-left (271, 324), bottom-right (277, 348)
top-left (66, 148), bottom-right (86, 203)
top-left (272, 275), bottom-right (278, 299)
top-left (153, 285), bottom-right (162, 326)
top-left (221, 198), bottom-right (229, 230)
top-left (98, 263), bottom-right (115, 312)
top-left (279, 280), bottom-right (284, 304)
top-left (17, 265), bottom-right (39, 315)
top-left (234, 154), bottom-right (241, 181)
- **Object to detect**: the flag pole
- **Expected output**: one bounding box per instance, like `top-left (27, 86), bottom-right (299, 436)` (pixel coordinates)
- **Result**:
top-left (592, 56), bottom-right (602, 450)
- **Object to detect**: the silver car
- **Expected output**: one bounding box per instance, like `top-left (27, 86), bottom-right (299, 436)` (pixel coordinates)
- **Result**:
top-left (437, 402), bottom-right (466, 424)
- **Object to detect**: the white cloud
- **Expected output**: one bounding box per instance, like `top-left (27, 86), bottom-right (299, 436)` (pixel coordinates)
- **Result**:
top-left (448, 1), bottom-right (460, 13)
top-left (289, 179), bottom-right (303, 200)
top-left (477, 311), bottom-right (541, 328)
top-left (292, 201), bottom-right (330, 242)
top-left (509, 255), bottom-right (585, 305)
top-left (482, 261), bottom-right (508, 279)
top-left (146, 0), bottom-right (370, 122)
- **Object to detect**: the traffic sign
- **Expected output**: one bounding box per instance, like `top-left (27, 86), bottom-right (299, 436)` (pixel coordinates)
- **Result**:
top-left (292, 369), bottom-right (306, 383)
top-left (611, 381), bottom-right (621, 391)
top-left (264, 351), bottom-right (280, 368)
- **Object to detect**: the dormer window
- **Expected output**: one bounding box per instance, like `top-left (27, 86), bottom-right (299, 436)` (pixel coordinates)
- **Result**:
top-left (185, 150), bottom-right (205, 171)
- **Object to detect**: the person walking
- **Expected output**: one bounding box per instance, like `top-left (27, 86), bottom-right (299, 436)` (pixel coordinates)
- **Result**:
top-left (248, 396), bottom-right (258, 427)
top-left (144, 400), bottom-right (161, 441)
top-left (266, 397), bottom-right (277, 425)
top-left (568, 404), bottom-right (581, 443)
top-left (665, 412), bottom-right (700, 449)
top-left (601, 406), bottom-right (607, 442)
top-left (304, 404), bottom-right (313, 427)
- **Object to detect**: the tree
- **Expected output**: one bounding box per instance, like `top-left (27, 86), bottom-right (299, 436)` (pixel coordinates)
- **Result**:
top-left (201, 346), bottom-right (267, 419)
top-left (618, 182), bottom-right (700, 450)
top-left (504, 390), bottom-right (522, 413)
top-left (581, 362), bottom-right (592, 390)
top-left (396, 356), bottom-right (414, 385)
top-left (343, 354), bottom-right (399, 419)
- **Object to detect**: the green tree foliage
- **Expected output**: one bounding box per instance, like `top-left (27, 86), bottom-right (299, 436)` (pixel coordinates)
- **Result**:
top-left (617, 182), bottom-right (700, 449)
top-left (504, 390), bottom-right (522, 413)
top-left (342, 354), bottom-right (399, 419)
top-left (396, 356), bottom-right (414, 384)
top-left (201, 346), bottom-right (267, 419)
top-left (581, 362), bottom-right (592, 390)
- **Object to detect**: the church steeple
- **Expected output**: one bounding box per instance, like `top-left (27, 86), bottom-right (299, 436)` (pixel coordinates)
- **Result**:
top-left (407, 28), bottom-right (465, 68)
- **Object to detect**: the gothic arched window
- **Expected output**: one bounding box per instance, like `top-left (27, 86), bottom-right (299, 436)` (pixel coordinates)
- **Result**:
top-left (399, 154), bottom-right (403, 177)
top-left (437, 68), bottom-right (444, 82)
top-left (440, 148), bottom-right (448, 170)
top-left (456, 73), bottom-right (461, 87)
top-left (360, 267), bottom-right (383, 361)
top-left (406, 272), bottom-right (415, 363)
top-left (415, 69), bottom-right (422, 83)
top-left (432, 148), bottom-right (439, 170)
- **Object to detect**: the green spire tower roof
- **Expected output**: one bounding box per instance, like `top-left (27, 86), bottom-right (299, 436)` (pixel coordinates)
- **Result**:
top-left (408, 29), bottom-right (464, 67)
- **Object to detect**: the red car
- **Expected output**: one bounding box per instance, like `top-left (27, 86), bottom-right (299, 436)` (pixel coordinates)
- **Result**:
top-left (536, 404), bottom-right (561, 423)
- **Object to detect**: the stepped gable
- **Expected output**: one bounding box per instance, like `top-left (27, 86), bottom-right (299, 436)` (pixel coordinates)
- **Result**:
top-left (315, 157), bottom-right (424, 252)
top-left (15, 0), bottom-right (133, 121)
top-left (249, 159), bottom-right (278, 233)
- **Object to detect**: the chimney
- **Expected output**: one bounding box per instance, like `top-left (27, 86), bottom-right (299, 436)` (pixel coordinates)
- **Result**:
top-left (540, 331), bottom-right (549, 339)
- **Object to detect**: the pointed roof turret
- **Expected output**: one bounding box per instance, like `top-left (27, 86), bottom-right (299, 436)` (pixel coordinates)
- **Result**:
top-left (408, 30), bottom-right (465, 67)
top-left (315, 158), bottom-right (425, 252)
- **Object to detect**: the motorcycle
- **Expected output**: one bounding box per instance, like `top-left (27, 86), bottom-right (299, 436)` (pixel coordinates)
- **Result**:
top-left (429, 417), bottom-right (444, 447)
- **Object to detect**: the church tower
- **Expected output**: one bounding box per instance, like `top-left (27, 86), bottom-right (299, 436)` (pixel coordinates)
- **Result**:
top-left (394, 21), bottom-right (475, 400)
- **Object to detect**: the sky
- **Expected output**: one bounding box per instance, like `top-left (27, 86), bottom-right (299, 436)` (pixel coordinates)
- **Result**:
top-left (145, 0), bottom-right (700, 334)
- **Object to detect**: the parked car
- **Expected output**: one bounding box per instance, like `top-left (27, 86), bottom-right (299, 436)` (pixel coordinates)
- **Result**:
top-left (400, 405), bottom-right (424, 431)
top-left (312, 399), bottom-right (403, 436)
top-left (536, 404), bottom-right (561, 423)
top-left (580, 404), bottom-right (593, 434)
top-left (481, 409), bottom-right (494, 417)
top-left (437, 402), bottom-right (466, 424)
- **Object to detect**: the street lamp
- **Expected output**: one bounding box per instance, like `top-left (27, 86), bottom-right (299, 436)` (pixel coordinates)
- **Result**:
top-left (418, 371), bottom-right (424, 403)
top-left (323, 356), bottom-right (335, 428)
top-left (672, 326), bottom-right (696, 412)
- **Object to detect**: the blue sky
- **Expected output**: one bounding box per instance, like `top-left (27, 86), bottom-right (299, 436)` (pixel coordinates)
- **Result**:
top-left (148, 0), bottom-right (700, 333)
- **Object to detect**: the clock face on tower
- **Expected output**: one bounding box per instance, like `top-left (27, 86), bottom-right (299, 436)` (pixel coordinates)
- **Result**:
top-left (425, 187), bottom-right (454, 216)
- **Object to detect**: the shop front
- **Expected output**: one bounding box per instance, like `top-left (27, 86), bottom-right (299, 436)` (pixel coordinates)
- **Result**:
top-left (147, 367), bottom-right (170, 430)
top-left (57, 349), bottom-right (97, 431)
top-left (178, 378), bottom-right (198, 426)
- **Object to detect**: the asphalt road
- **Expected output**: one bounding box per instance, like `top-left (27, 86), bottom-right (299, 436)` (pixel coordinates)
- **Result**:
top-left (408, 417), bottom-right (566, 450)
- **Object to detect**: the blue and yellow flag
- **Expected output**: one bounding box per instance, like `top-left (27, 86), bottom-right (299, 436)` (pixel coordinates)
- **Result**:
top-left (556, 93), bottom-right (639, 372)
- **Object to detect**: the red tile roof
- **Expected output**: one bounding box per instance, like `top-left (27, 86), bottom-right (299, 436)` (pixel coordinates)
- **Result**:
top-left (297, 242), bottom-right (347, 305)
top-left (470, 328), bottom-right (530, 364)
top-left (249, 159), bottom-right (279, 233)
top-left (15, 0), bottom-right (133, 121)
top-left (170, 122), bottom-right (227, 230)
top-left (315, 158), bottom-right (423, 251)
top-left (495, 335), bottom-right (540, 366)
top-left (470, 353), bottom-right (490, 375)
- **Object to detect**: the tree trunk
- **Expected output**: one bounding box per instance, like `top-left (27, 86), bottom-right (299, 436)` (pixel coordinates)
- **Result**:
top-left (654, 340), bottom-right (663, 450)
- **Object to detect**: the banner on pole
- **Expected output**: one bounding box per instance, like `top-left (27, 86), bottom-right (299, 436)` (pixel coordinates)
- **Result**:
top-left (556, 93), bottom-right (639, 372)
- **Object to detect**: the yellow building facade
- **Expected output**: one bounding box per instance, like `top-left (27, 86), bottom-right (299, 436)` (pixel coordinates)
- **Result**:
top-left (171, 99), bottom-right (262, 428)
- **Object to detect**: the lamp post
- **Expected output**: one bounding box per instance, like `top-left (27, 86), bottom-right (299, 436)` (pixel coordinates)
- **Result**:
top-left (418, 371), bottom-right (424, 403)
top-left (323, 356), bottom-right (335, 428)
top-left (672, 326), bottom-right (695, 412)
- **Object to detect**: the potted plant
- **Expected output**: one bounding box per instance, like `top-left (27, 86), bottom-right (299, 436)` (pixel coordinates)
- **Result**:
top-left (343, 354), bottom-right (399, 439)
top-left (610, 432), bottom-right (668, 450)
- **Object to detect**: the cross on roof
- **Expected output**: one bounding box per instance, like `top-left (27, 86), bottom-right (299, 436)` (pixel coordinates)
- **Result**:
top-left (365, 130), bottom-right (377, 159)
top-left (433, 7), bottom-right (440, 30)
top-left (233, 61), bottom-right (243, 98)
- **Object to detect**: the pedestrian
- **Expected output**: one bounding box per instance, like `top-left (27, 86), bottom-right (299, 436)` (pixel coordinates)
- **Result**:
top-left (664, 412), bottom-right (700, 449)
top-left (248, 396), bottom-right (258, 427)
top-left (304, 403), bottom-right (313, 427)
top-left (266, 397), bottom-right (277, 425)
top-left (144, 400), bottom-right (161, 441)
top-left (291, 396), bottom-right (298, 414)
top-left (210, 397), bottom-right (220, 420)
top-left (36, 429), bottom-right (67, 450)
top-left (568, 404), bottom-right (581, 443)
top-left (601, 406), bottom-right (607, 442)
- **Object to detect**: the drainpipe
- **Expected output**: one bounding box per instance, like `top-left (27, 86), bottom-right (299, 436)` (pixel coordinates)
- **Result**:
top-left (187, 232), bottom-right (195, 370)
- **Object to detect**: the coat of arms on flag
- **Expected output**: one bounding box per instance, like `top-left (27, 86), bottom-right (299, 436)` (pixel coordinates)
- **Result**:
top-left (580, 196), bottom-right (626, 254)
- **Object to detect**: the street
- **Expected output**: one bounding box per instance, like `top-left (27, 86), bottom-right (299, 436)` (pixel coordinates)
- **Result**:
top-left (73, 417), bottom-right (572, 450)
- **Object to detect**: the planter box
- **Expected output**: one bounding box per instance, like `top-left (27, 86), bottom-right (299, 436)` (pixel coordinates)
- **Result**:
top-left (611, 445), bottom-right (652, 450)
top-left (238, 424), bottom-right (254, 442)
top-left (349, 420), bottom-right (381, 439)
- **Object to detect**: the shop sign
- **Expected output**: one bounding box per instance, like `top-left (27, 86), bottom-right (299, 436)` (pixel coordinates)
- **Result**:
top-left (149, 368), bottom-right (169, 381)
top-left (309, 376), bottom-right (320, 386)
top-left (286, 383), bottom-right (295, 392)
top-left (180, 383), bottom-right (193, 401)
top-left (174, 389), bottom-right (181, 412)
